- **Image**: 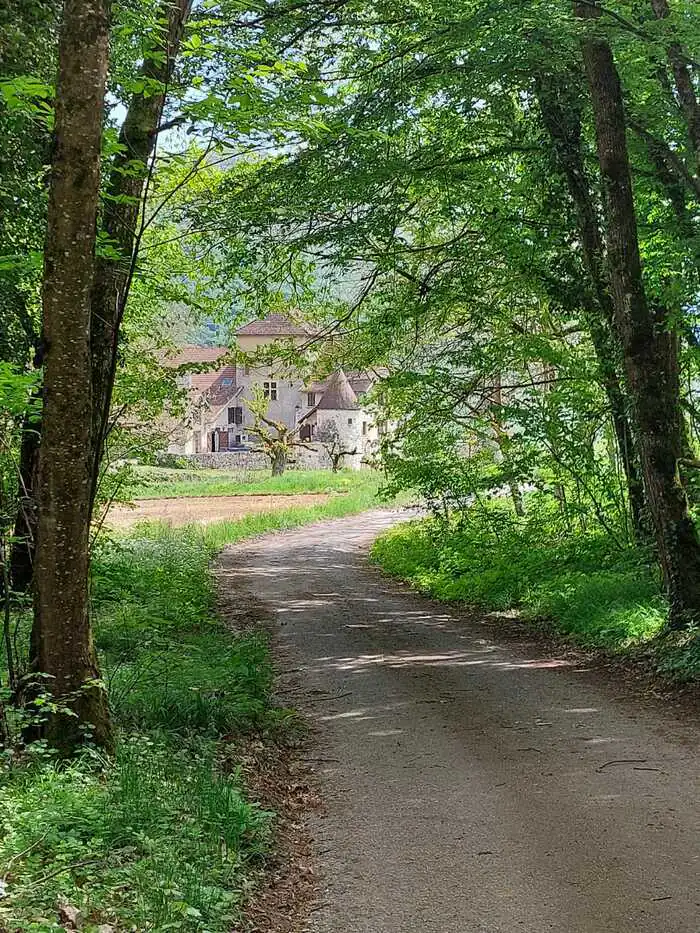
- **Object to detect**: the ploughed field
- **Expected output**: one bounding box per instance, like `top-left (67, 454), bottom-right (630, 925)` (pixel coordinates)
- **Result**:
top-left (108, 493), bottom-right (331, 528)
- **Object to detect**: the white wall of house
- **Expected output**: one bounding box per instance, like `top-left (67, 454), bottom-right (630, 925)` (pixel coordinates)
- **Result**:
top-left (166, 323), bottom-right (384, 461)
top-left (181, 365), bottom-right (310, 453)
top-left (312, 408), bottom-right (379, 470)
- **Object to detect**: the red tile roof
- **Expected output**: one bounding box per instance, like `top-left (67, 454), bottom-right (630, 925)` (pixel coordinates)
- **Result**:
top-left (316, 370), bottom-right (359, 411)
top-left (166, 345), bottom-right (229, 365)
top-left (236, 313), bottom-right (309, 337)
top-left (207, 368), bottom-right (240, 409)
top-left (164, 346), bottom-right (233, 395)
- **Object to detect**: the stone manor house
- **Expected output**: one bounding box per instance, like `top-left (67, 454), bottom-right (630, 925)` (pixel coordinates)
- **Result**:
top-left (166, 313), bottom-right (381, 469)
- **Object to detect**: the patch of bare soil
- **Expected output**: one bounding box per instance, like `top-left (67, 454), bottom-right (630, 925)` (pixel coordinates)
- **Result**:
top-left (107, 493), bottom-right (330, 529)
top-left (224, 736), bottom-right (321, 933)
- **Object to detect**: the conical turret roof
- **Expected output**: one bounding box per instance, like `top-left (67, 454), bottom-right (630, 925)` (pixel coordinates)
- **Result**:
top-left (317, 370), bottom-right (359, 411)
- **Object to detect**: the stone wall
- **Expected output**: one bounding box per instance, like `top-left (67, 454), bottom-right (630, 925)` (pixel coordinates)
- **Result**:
top-left (172, 448), bottom-right (332, 471)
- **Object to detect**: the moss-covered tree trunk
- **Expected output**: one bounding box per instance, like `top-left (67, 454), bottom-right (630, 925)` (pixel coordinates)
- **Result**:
top-left (536, 76), bottom-right (647, 540)
top-left (33, 0), bottom-right (112, 752)
top-left (577, 2), bottom-right (700, 630)
top-left (11, 0), bottom-right (192, 592)
top-left (272, 449), bottom-right (287, 475)
top-left (88, 0), bottom-right (192, 510)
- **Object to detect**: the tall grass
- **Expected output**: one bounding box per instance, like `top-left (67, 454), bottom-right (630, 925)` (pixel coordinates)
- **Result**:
top-left (370, 502), bottom-right (700, 679)
top-left (0, 479), bottom-right (386, 930)
top-left (0, 742), bottom-right (270, 930)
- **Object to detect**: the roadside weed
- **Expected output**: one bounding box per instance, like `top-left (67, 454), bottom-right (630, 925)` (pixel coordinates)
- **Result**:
top-left (1, 480), bottom-right (387, 929)
top-left (370, 506), bottom-right (697, 679)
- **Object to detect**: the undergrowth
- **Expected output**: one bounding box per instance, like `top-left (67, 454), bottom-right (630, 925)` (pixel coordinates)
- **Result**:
top-left (371, 500), bottom-right (699, 682)
top-left (0, 482), bottom-right (385, 931)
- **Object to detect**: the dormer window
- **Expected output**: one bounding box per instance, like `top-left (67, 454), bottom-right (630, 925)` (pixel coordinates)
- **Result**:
top-left (307, 392), bottom-right (316, 407)
top-left (221, 377), bottom-right (233, 386)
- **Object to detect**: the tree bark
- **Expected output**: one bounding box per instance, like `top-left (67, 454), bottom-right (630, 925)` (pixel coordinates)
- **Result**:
top-left (536, 76), bottom-right (647, 538)
top-left (489, 373), bottom-right (526, 518)
top-left (33, 0), bottom-right (112, 752)
top-left (10, 395), bottom-right (41, 592)
top-left (272, 450), bottom-right (287, 475)
top-left (10, 0), bottom-right (191, 592)
top-left (576, 3), bottom-right (700, 629)
top-left (88, 0), bottom-right (192, 510)
top-left (649, 0), bottom-right (700, 171)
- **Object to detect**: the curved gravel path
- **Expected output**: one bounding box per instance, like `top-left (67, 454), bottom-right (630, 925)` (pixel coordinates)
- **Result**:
top-left (218, 510), bottom-right (700, 933)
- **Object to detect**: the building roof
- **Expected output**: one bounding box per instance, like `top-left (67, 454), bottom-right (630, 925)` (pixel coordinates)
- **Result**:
top-left (204, 367), bottom-right (238, 408)
top-left (236, 312), bottom-right (309, 337)
top-left (349, 376), bottom-right (372, 396)
top-left (307, 371), bottom-right (373, 398)
top-left (167, 345), bottom-right (228, 365)
top-left (164, 346), bottom-right (232, 395)
top-left (316, 370), bottom-right (359, 411)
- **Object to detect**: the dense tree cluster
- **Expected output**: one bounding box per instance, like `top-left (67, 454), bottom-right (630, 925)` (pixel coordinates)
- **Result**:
top-left (195, 0), bottom-right (700, 627)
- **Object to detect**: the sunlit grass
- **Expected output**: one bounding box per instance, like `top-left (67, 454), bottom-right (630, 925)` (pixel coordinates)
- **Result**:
top-left (0, 476), bottom-right (386, 930)
top-left (120, 465), bottom-right (374, 500)
top-left (370, 508), bottom-right (700, 680)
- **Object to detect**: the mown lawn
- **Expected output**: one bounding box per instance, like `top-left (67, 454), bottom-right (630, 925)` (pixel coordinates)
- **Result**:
top-left (0, 481), bottom-right (384, 931)
top-left (119, 465), bottom-right (372, 500)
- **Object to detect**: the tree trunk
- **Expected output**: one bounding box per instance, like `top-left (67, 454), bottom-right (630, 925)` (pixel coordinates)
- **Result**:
top-left (650, 0), bottom-right (700, 171)
top-left (10, 403), bottom-right (41, 593)
top-left (88, 0), bottom-right (192, 510)
top-left (577, 2), bottom-right (700, 629)
top-left (536, 76), bottom-right (647, 539)
top-left (33, 0), bottom-right (112, 752)
top-left (10, 0), bottom-right (191, 589)
top-left (272, 450), bottom-right (287, 476)
top-left (489, 373), bottom-right (527, 519)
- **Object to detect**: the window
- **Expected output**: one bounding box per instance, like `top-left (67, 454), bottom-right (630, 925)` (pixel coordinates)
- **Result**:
top-left (228, 406), bottom-right (243, 425)
top-left (263, 380), bottom-right (278, 401)
top-left (362, 421), bottom-right (368, 436)
top-left (347, 418), bottom-right (353, 425)
top-left (307, 392), bottom-right (316, 407)
top-left (221, 377), bottom-right (233, 386)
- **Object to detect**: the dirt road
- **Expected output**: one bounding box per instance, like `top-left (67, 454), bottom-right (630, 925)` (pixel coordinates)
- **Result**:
top-left (218, 511), bottom-right (700, 933)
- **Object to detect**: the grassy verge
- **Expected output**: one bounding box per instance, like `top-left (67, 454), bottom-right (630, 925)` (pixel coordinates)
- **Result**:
top-left (0, 481), bottom-right (384, 931)
top-left (120, 465), bottom-right (372, 499)
top-left (370, 506), bottom-right (700, 682)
